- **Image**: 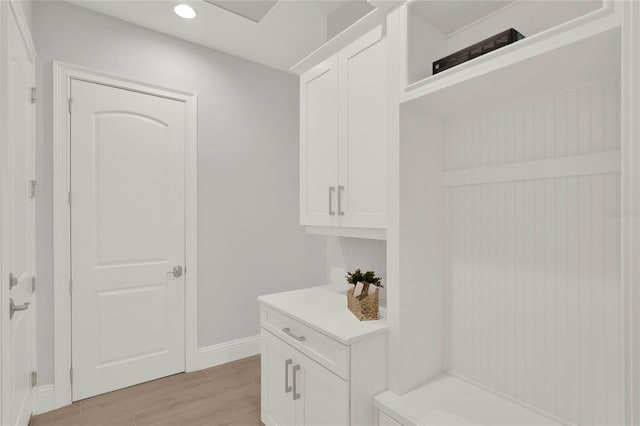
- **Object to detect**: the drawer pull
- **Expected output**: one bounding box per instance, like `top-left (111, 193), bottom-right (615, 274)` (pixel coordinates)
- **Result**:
top-left (292, 364), bottom-right (301, 400)
top-left (282, 327), bottom-right (306, 342)
top-left (284, 359), bottom-right (292, 393)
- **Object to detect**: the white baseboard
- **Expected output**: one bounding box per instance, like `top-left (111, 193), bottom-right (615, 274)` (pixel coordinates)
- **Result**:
top-left (194, 334), bottom-right (260, 371)
top-left (35, 384), bottom-right (55, 414)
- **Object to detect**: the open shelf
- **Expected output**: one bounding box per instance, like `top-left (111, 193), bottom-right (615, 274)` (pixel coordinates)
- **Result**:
top-left (402, 24), bottom-right (620, 116)
top-left (405, 0), bottom-right (604, 86)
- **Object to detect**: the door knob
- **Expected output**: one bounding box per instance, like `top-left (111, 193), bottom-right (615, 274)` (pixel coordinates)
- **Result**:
top-left (167, 266), bottom-right (183, 278)
top-left (10, 299), bottom-right (30, 319)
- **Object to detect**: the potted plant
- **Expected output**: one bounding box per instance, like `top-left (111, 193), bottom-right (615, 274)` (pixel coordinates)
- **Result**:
top-left (345, 269), bottom-right (383, 321)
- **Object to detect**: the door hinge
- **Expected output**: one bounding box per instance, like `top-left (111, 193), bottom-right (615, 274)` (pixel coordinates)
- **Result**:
top-left (68, 191), bottom-right (72, 206)
top-left (31, 276), bottom-right (36, 293)
top-left (31, 371), bottom-right (37, 387)
top-left (31, 87), bottom-right (37, 104)
top-left (68, 97), bottom-right (72, 113)
top-left (70, 368), bottom-right (73, 384)
top-left (9, 273), bottom-right (18, 290)
top-left (69, 279), bottom-right (72, 295)
top-left (30, 180), bottom-right (37, 199)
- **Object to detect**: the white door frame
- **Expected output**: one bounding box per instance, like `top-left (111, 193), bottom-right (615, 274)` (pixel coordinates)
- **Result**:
top-left (52, 61), bottom-right (198, 408)
top-left (0, 1), bottom-right (37, 424)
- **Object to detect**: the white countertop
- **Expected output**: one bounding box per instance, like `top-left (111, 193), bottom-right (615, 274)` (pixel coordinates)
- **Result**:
top-left (258, 284), bottom-right (388, 344)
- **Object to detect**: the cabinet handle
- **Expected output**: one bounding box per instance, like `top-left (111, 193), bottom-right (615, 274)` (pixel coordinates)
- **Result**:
top-left (338, 185), bottom-right (344, 216)
top-left (329, 186), bottom-right (336, 216)
top-left (282, 327), bottom-right (306, 342)
top-left (284, 359), bottom-right (292, 393)
top-left (292, 364), bottom-right (301, 401)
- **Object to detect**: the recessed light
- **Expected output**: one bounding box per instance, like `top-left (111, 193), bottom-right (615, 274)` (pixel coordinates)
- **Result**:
top-left (174, 4), bottom-right (196, 19)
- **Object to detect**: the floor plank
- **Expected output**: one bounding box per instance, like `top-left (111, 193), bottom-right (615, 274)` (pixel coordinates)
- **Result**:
top-left (32, 355), bottom-right (262, 426)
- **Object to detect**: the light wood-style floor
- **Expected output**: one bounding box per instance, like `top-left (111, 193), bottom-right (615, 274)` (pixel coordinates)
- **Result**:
top-left (32, 355), bottom-right (262, 426)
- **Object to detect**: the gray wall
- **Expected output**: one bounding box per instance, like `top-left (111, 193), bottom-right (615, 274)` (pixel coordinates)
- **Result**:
top-left (326, 0), bottom-right (375, 40)
top-left (31, 0), bottom-right (386, 387)
top-left (31, 0), bottom-right (329, 385)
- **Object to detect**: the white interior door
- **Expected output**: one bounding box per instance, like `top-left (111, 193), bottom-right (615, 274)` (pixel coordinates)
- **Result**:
top-left (70, 79), bottom-right (186, 401)
top-left (3, 3), bottom-right (36, 425)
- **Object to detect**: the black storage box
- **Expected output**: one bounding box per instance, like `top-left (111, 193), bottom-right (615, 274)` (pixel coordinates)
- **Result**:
top-left (432, 28), bottom-right (525, 75)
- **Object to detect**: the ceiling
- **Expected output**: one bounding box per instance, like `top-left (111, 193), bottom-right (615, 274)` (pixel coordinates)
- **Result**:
top-left (411, 0), bottom-right (514, 35)
top-left (204, 1), bottom-right (279, 22)
top-left (67, 0), bottom-right (351, 72)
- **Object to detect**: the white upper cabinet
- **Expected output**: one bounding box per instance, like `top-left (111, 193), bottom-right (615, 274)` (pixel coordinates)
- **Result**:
top-left (300, 26), bottom-right (387, 236)
top-left (338, 26), bottom-right (387, 229)
top-left (300, 57), bottom-right (339, 227)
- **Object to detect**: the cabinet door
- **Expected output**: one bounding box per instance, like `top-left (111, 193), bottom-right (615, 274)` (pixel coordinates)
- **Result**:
top-left (300, 57), bottom-right (339, 227)
top-left (294, 352), bottom-right (350, 426)
top-left (338, 26), bottom-right (387, 229)
top-left (262, 330), bottom-right (296, 426)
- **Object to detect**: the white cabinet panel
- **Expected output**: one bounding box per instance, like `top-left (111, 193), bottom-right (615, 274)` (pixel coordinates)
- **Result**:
top-left (300, 58), bottom-right (339, 227)
top-left (338, 26), bottom-right (387, 229)
top-left (295, 351), bottom-right (349, 426)
top-left (262, 330), bottom-right (296, 426)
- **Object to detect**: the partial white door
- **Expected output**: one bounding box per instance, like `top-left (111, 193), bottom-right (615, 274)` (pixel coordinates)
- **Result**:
top-left (70, 79), bottom-right (186, 400)
top-left (293, 349), bottom-right (349, 426)
top-left (338, 26), bottom-right (387, 229)
top-left (261, 330), bottom-right (296, 426)
top-left (3, 3), bottom-right (36, 425)
top-left (300, 58), bottom-right (340, 227)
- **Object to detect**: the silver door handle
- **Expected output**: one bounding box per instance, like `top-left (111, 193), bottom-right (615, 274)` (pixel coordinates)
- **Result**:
top-left (292, 364), bottom-right (301, 400)
top-left (328, 186), bottom-right (336, 216)
top-left (338, 185), bottom-right (344, 216)
top-left (9, 273), bottom-right (18, 290)
top-left (282, 327), bottom-right (305, 342)
top-left (285, 359), bottom-right (292, 393)
top-left (10, 299), bottom-right (30, 319)
top-left (167, 266), bottom-right (183, 278)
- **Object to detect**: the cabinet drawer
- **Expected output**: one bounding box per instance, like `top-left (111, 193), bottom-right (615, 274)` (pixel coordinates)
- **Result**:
top-left (378, 411), bottom-right (403, 426)
top-left (261, 306), bottom-right (350, 379)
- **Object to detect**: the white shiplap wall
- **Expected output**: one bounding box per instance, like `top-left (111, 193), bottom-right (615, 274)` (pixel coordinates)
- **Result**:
top-left (444, 79), bottom-right (623, 425)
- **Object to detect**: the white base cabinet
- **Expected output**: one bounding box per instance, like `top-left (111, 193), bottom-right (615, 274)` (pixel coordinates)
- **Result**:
top-left (259, 286), bottom-right (388, 426)
top-left (262, 330), bottom-right (349, 426)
